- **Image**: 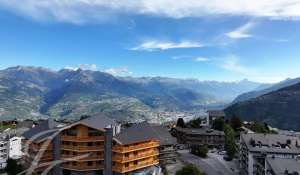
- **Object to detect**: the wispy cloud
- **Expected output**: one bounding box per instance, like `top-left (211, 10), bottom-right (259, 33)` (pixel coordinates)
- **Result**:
top-left (64, 64), bottom-right (97, 71)
top-left (103, 67), bottom-right (132, 76)
top-left (2, 0), bottom-right (300, 24)
top-left (226, 22), bottom-right (255, 39)
top-left (130, 40), bottom-right (203, 51)
top-left (171, 55), bottom-right (191, 60)
top-left (221, 55), bottom-right (256, 75)
top-left (194, 57), bottom-right (210, 62)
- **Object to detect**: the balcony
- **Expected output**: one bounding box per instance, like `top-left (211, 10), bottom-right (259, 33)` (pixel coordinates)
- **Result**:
top-left (113, 150), bottom-right (159, 163)
top-left (61, 135), bottom-right (104, 142)
top-left (61, 145), bottom-right (104, 152)
top-left (61, 154), bottom-right (104, 161)
top-left (113, 141), bottom-right (159, 153)
top-left (113, 160), bottom-right (159, 173)
top-left (62, 163), bottom-right (104, 171)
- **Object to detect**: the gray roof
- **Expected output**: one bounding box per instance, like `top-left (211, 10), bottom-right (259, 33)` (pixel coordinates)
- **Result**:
top-left (149, 125), bottom-right (177, 146)
top-left (266, 157), bottom-right (300, 174)
top-left (241, 133), bottom-right (300, 154)
top-left (60, 114), bottom-right (116, 132)
top-left (23, 119), bottom-right (60, 143)
top-left (175, 127), bottom-right (225, 136)
top-left (115, 123), bottom-right (176, 145)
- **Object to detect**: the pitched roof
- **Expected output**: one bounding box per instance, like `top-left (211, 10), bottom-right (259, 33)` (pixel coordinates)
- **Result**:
top-left (266, 157), bottom-right (300, 174)
top-left (241, 133), bottom-right (300, 154)
top-left (115, 122), bottom-right (176, 145)
top-left (22, 119), bottom-right (60, 143)
top-left (150, 125), bottom-right (177, 146)
top-left (60, 113), bottom-right (116, 132)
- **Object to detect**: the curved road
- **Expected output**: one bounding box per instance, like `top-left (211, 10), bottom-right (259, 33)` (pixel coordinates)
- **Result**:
top-left (178, 150), bottom-right (238, 175)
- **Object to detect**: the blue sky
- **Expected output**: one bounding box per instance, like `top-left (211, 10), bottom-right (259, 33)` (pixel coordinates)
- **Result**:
top-left (0, 1), bottom-right (300, 83)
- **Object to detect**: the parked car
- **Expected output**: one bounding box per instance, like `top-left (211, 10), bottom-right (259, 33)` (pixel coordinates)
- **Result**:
top-left (218, 151), bottom-right (226, 155)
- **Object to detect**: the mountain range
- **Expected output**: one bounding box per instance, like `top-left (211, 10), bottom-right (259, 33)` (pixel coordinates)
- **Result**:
top-left (0, 66), bottom-right (262, 121)
top-left (226, 77), bottom-right (300, 131)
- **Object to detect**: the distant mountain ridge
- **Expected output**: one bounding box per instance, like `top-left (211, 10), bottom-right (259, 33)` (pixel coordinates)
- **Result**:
top-left (232, 77), bottom-right (300, 103)
top-left (0, 66), bottom-right (262, 121)
top-left (225, 82), bottom-right (300, 131)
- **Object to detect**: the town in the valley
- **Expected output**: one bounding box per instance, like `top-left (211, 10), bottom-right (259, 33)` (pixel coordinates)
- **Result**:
top-left (0, 110), bottom-right (299, 175)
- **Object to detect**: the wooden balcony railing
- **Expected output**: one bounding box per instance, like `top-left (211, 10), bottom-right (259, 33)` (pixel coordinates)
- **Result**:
top-left (113, 141), bottom-right (159, 153)
top-left (61, 145), bottom-right (104, 151)
top-left (61, 154), bottom-right (104, 161)
top-left (113, 160), bottom-right (159, 173)
top-left (62, 163), bottom-right (104, 171)
top-left (113, 150), bottom-right (159, 163)
top-left (61, 135), bottom-right (104, 142)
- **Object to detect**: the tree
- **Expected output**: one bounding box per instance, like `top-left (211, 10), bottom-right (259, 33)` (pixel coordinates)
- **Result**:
top-left (224, 124), bottom-right (236, 160)
top-left (176, 118), bottom-right (186, 128)
top-left (230, 115), bottom-right (242, 131)
top-left (212, 118), bottom-right (225, 131)
top-left (190, 145), bottom-right (208, 158)
top-left (250, 121), bottom-right (268, 133)
top-left (187, 118), bottom-right (202, 128)
top-left (176, 164), bottom-right (206, 175)
top-left (5, 158), bottom-right (22, 175)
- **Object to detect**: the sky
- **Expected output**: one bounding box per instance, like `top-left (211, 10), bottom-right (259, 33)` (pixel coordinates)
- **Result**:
top-left (0, 1), bottom-right (300, 83)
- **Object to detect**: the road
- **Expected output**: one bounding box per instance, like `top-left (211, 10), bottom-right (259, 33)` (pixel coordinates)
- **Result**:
top-left (178, 150), bottom-right (238, 175)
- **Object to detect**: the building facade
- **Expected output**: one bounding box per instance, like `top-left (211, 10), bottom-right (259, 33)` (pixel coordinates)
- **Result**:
top-left (9, 136), bottom-right (23, 159)
top-left (175, 127), bottom-right (225, 148)
top-left (239, 133), bottom-right (300, 175)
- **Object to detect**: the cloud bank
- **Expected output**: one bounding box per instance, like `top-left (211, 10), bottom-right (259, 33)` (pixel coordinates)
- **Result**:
top-left (1, 0), bottom-right (300, 24)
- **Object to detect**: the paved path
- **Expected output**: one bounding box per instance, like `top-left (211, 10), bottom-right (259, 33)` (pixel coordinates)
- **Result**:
top-left (178, 150), bottom-right (237, 175)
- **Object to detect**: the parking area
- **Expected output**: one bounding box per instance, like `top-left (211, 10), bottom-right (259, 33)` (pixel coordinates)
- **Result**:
top-left (178, 150), bottom-right (239, 175)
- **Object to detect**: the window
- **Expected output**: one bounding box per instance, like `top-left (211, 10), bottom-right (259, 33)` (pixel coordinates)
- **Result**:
top-left (134, 161), bottom-right (138, 165)
top-left (125, 153), bottom-right (129, 157)
top-left (125, 163), bottom-right (129, 167)
top-left (88, 161), bottom-right (93, 166)
top-left (88, 142), bottom-right (93, 146)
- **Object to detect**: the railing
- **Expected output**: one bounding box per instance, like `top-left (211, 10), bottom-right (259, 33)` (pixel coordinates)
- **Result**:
top-left (113, 160), bottom-right (159, 173)
top-left (61, 154), bottom-right (104, 161)
top-left (61, 135), bottom-right (104, 142)
top-left (61, 145), bottom-right (104, 151)
top-left (62, 163), bottom-right (104, 171)
top-left (113, 141), bottom-right (159, 153)
top-left (113, 150), bottom-right (159, 162)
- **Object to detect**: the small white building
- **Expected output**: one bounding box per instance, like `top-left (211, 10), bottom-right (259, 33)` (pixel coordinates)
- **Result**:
top-left (9, 136), bottom-right (23, 159)
top-left (0, 140), bottom-right (8, 169)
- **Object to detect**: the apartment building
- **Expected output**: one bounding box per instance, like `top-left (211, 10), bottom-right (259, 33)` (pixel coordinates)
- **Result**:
top-left (59, 114), bottom-right (119, 175)
top-left (175, 127), bottom-right (225, 148)
top-left (113, 123), bottom-right (160, 175)
top-left (0, 140), bottom-right (8, 169)
top-left (150, 125), bottom-right (177, 165)
top-left (22, 115), bottom-right (176, 175)
top-left (239, 133), bottom-right (300, 175)
top-left (22, 119), bottom-right (61, 174)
